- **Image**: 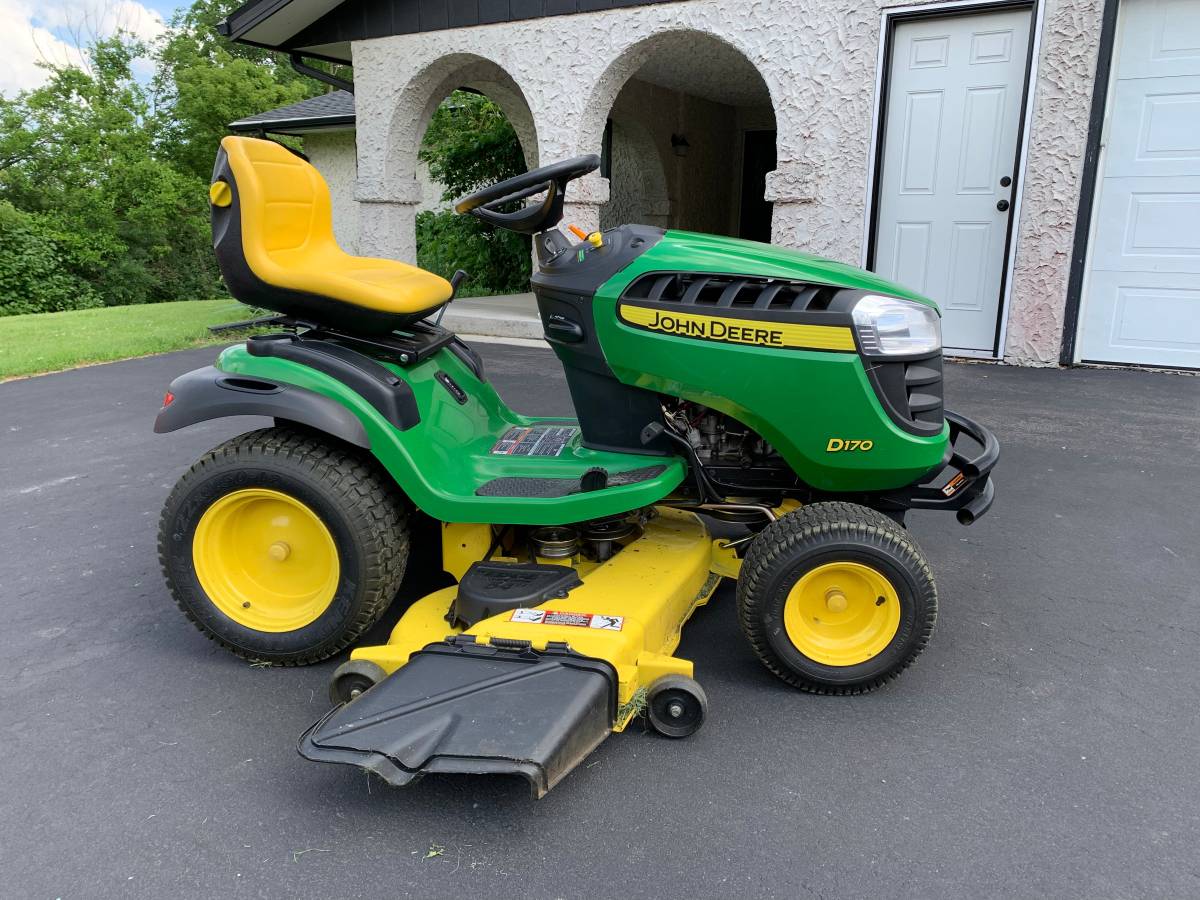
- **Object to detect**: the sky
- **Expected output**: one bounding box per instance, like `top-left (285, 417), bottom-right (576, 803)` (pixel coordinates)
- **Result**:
top-left (1, 0), bottom-right (186, 96)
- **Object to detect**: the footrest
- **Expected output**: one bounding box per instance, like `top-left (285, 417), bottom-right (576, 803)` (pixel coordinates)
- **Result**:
top-left (299, 641), bottom-right (617, 798)
top-left (476, 465), bottom-right (666, 498)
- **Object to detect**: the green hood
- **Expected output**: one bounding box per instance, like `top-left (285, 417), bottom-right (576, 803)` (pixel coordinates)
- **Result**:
top-left (645, 230), bottom-right (939, 312)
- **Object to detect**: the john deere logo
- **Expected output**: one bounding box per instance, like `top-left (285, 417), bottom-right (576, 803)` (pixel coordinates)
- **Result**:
top-left (619, 304), bottom-right (856, 352)
top-left (646, 311), bottom-right (786, 346)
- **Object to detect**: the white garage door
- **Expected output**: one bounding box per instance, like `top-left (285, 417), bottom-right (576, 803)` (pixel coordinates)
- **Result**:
top-left (1078, 0), bottom-right (1200, 368)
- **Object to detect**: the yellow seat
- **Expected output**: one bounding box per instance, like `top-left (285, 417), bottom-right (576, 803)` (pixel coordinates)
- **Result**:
top-left (211, 136), bottom-right (452, 332)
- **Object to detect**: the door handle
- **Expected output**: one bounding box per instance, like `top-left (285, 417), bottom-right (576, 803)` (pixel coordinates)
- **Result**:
top-left (996, 199), bottom-right (1010, 212)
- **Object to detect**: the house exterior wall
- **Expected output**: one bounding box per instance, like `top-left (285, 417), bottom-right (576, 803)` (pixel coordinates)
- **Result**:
top-left (600, 78), bottom-right (744, 234)
top-left (303, 130), bottom-right (360, 253)
top-left (347, 0), bottom-right (1107, 366)
top-left (1001, 0), bottom-right (1105, 364)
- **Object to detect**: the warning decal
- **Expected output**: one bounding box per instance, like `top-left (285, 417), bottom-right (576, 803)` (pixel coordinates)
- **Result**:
top-left (941, 472), bottom-right (968, 497)
top-left (490, 425), bottom-right (578, 457)
top-left (508, 609), bottom-right (624, 631)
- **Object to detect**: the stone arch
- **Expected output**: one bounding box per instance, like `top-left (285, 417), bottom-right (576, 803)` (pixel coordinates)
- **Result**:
top-left (386, 52), bottom-right (539, 192)
top-left (357, 52), bottom-right (537, 261)
top-left (576, 28), bottom-right (777, 166)
top-left (573, 28), bottom-right (778, 239)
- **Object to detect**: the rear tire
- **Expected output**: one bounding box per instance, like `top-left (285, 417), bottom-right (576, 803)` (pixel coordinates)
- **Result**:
top-left (159, 427), bottom-right (409, 665)
top-left (736, 502), bottom-right (936, 694)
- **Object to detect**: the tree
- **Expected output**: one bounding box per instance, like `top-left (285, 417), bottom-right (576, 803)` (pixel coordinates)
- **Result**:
top-left (0, 37), bottom-right (219, 309)
top-left (0, 0), bottom-right (342, 315)
top-left (0, 201), bottom-right (101, 316)
top-left (152, 0), bottom-right (320, 181)
top-left (419, 90), bottom-right (528, 199)
top-left (416, 90), bottom-right (530, 294)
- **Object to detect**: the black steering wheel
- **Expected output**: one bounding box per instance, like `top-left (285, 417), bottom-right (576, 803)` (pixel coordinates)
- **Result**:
top-left (453, 154), bottom-right (600, 235)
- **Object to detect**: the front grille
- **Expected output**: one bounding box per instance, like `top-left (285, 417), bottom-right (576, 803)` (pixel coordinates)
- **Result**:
top-left (867, 355), bottom-right (945, 435)
top-left (623, 272), bottom-right (838, 313)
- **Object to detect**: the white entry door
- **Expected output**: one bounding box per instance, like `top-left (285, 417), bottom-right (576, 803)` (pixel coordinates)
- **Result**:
top-left (873, 8), bottom-right (1032, 353)
top-left (1077, 0), bottom-right (1200, 368)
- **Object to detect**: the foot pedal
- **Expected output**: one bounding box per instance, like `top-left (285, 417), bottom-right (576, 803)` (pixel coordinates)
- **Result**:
top-left (299, 641), bottom-right (616, 798)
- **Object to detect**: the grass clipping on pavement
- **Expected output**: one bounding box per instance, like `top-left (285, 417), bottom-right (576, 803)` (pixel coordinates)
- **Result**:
top-left (0, 299), bottom-right (256, 379)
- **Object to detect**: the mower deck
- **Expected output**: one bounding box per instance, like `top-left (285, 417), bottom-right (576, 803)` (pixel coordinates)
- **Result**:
top-left (299, 507), bottom-right (733, 796)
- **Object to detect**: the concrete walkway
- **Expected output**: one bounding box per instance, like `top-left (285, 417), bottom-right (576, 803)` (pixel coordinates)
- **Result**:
top-left (439, 291), bottom-right (544, 341)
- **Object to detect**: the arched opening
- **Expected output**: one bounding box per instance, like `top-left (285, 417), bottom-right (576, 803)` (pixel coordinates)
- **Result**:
top-left (387, 55), bottom-right (537, 293)
top-left (591, 32), bottom-right (777, 241)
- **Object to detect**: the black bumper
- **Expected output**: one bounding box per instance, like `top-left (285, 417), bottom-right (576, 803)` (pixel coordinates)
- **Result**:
top-left (299, 640), bottom-right (618, 799)
top-left (884, 410), bottom-right (999, 525)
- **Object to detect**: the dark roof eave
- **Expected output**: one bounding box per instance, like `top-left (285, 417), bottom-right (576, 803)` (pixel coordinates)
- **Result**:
top-left (219, 30), bottom-right (353, 65)
top-left (222, 0), bottom-right (294, 41)
top-left (229, 114), bottom-right (356, 133)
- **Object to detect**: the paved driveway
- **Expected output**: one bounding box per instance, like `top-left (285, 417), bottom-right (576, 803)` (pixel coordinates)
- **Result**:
top-left (1, 344), bottom-right (1197, 899)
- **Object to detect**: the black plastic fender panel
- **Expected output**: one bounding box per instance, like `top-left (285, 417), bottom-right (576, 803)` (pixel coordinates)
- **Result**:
top-left (299, 640), bottom-right (617, 799)
top-left (153, 365), bottom-right (371, 449)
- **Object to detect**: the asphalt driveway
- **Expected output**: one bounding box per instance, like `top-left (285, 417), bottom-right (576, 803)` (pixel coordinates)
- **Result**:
top-left (1, 343), bottom-right (1197, 899)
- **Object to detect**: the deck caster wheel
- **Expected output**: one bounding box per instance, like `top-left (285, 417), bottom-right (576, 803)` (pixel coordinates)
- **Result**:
top-left (737, 501), bottom-right (937, 694)
top-left (646, 675), bottom-right (707, 738)
top-left (329, 659), bottom-right (388, 704)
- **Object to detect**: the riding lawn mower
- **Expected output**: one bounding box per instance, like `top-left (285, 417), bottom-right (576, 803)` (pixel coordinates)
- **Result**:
top-left (155, 136), bottom-right (998, 797)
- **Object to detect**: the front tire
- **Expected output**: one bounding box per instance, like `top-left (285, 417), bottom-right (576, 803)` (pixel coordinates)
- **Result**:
top-left (736, 502), bottom-right (936, 694)
top-left (159, 427), bottom-right (409, 665)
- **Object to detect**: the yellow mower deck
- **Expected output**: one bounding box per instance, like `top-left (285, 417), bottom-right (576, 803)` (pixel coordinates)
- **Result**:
top-left (297, 506), bottom-right (742, 796)
top-left (350, 506), bottom-right (738, 730)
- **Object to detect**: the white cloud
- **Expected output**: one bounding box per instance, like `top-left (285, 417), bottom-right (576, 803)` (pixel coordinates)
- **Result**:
top-left (0, 0), bottom-right (166, 96)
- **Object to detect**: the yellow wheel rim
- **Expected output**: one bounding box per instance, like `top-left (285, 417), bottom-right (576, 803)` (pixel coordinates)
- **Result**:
top-left (782, 561), bottom-right (901, 666)
top-left (192, 488), bottom-right (340, 633)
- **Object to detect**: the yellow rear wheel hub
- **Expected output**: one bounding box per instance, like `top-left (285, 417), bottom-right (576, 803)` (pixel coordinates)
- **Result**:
top-left (782, 561), bottom-right (901, 666)
top-left (193, 488), bottom-right (340, 633)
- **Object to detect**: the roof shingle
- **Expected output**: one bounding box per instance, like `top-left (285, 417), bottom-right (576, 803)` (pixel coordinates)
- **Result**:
top-left (229, 90), bottom-right (355, 133)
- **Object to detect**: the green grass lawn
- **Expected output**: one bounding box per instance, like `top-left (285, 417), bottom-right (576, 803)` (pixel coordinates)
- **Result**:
top-left (0, 299), bottom-right (255, 379)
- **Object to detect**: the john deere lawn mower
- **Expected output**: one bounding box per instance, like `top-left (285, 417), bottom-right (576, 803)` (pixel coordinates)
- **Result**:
top-left (155, 136), bottom-right (997, 797)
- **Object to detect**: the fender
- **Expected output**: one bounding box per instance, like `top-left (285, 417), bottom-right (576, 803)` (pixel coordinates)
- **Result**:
top-left (196, 341), bottom-right (685, 525)
top-left (154, 365), bottom-right (372, 449)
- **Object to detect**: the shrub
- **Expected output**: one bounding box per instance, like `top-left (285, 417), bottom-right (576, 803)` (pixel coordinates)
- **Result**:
top-left (416, 210), bottom-right (530, 297)
top-left (416, 91), bottom-right (531, 295)
top-left (0, 202), bottom-right (102, 316)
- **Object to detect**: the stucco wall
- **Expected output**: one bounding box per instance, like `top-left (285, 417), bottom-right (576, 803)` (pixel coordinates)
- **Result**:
top-left (350, 0), bottom-right (1106, 365)
top-left (600, 117), bottom-right (665, 231)
top-left (416, 159), bottom-right (447, 213)
top-left (305, 131), bottom-right (448, 252)
top-left (1001, 0), bottom-right (1105, 364)
top-left (303, 130), bottom-right (360, 253)
top-left (600, 77), bottom-right (745, 234)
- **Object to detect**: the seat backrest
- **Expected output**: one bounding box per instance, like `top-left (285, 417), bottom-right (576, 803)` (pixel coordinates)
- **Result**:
top-left (215, 136), bottom-right (336, 266)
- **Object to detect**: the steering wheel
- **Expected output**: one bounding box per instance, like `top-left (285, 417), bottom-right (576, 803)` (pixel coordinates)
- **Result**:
top-left (453, 155), bottom-right (600, 235)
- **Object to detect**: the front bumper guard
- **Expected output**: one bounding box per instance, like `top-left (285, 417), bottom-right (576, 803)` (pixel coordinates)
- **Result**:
top-left (885, 410), bottom-right (999, 525)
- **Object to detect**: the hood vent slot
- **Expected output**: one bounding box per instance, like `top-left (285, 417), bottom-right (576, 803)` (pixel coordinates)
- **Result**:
top-left (627, 273), bottom-right (836, 313)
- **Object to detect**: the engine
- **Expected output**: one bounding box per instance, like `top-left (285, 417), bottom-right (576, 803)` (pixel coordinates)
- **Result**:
top-left (663, 400), bottom-right (771, 466)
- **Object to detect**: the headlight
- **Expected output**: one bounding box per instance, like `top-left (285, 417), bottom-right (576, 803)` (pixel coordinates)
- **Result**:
top-left (851, 295), bottom-right (941, 356)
